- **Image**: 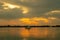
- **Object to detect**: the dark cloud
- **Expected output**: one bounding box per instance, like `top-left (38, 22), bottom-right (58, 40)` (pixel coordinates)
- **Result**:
top-left (0, 0), bottom-right (60, 19)
top-left (0, 8), bottom-right (24, 19)
top-left (47, 0), bottom-right (60, 9)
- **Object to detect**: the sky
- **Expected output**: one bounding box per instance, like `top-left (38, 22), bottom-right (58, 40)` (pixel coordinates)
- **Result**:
top-left (0, 0), bottom-right (60, 26)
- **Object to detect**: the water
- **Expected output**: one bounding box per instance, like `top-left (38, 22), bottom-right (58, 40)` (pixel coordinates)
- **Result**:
top-left (0, 27), bottom-right (60, 40)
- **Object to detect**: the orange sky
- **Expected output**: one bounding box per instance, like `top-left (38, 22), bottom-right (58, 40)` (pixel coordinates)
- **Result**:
top-left (0, 17), bottom-right (58, 26)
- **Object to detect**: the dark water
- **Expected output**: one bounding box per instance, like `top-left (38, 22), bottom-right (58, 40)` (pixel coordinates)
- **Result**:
top-left (0, 27), bottom-right (60, 40)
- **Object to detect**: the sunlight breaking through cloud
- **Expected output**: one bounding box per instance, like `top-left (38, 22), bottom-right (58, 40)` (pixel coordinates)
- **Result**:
top-left (1, 2), bottom-right (29, 14)
top-left (0, 17), bottom-right (59, 26)
top-left (0, 0), bottom-right (60, 25)
top-left (21, 6), bottom-right (29, 14)
top-left (19, 17), bottom-right (49, 25)
top-left (2, 2), bottom-right (20, 9)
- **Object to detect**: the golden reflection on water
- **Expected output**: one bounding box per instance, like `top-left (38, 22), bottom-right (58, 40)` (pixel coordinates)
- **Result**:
top-left (0, 27), bottom-right (57, 39)
top-left (20, 28), bottom-right (30, 38)
top-left (19, 27), bottom-right (56, 38)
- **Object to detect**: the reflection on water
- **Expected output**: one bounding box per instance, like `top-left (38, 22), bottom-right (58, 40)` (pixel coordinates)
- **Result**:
top-left (0, 27), bottom-right (60, 40)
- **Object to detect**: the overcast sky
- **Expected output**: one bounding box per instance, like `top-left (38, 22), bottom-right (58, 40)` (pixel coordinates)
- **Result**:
top-left (0, 0), bottom-right (60, 26)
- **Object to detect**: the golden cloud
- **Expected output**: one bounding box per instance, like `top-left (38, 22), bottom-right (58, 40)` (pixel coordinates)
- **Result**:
top-left (19, 17), bottom-right (49, 25)
top-left (0, 17), bottom-right (58, 25)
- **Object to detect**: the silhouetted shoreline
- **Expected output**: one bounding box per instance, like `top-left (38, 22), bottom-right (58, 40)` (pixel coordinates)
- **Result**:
top-left (0, 25), bottom-right (60, 27)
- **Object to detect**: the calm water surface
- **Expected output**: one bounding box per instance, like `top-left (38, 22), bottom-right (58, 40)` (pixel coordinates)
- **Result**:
top-left (0, 27), bottom-right (60, 40)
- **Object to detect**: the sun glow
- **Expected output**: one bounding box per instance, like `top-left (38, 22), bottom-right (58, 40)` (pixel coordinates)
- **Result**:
top-left (21, 7), bottom-right (29, 14)
top-left (2, 2), bottom-right (20, 9)
top-left (32, 17), bottom-right (49, 23)
top-left (19, 17), bottom-right (49, 25)
top-left (2, 2), bottom-right (29, 14)
top-left (20, 18), bottom-right (39, 25)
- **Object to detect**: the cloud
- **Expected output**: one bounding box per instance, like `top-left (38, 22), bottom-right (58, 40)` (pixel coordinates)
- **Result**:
top-left (0, 8), bottom-right (23, 19)
top-left (0, 0), bottom-right (60, 25)
top-left (0, 2), bottom-right (30, 19)
top-left (45, 10), bottom-right (60, 18)
top-left (0, 17), bottom-right (60, 25)
top-left (19, 17), bottom-right (49, 25)
top-left (42, 10), bottom-right (60, 25)
top-left (0, 0), bottom-right (60, 20)
top-left (0, 17), bottom-right (50, 25)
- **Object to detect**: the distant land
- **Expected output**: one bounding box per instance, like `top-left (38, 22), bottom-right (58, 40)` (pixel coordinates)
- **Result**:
top-left (0, 25), bottom-right (60, 27)
top-left (0, 25), bottom-right (60, 30)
